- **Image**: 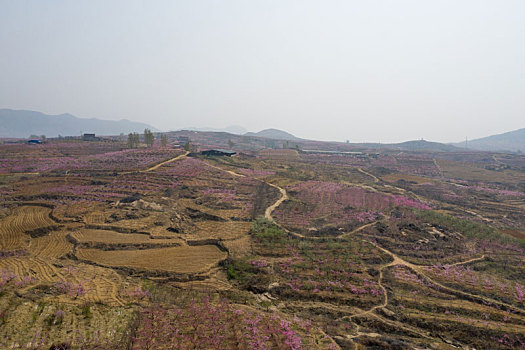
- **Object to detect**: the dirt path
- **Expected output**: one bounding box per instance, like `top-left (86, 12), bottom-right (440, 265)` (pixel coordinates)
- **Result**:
top-left (256, 180), bottom-right (395, 322)
top-left (492, 155), bottom-right (506, 167)
top-left (346, 311), bottom-right (438, 343)
top-left (463, 208), bottom-right (492, 223)
top-left (118, 151), bottom-right (189, 175)
top-left (203, 162), bottom-right (246, 178)
top-left (345, 264), bottom-right (390, 320)
top-left (256, 180), bottom-right (377, 241)
top-left (264, 182), bottom-right (288, 221)
top-left (433, 158), bottom-right (444, 178)
top-left (338, 243), bottom-right (525, 344)
top-left (0, 172), bottom-right (40, 176)
top-left (449, 255), bottom-right (485, 266)
top-left (357, 167), bottom-right (379, 183)
top-left (285, 221), bottom-right (378, 241)
top-left (199, 160), bottom-right (289, 223)
top-left (367, 240), bottom-right (525, 316)
top-left (144, 151), bottom-right (189, 172)
top-left (340, 180), bottom-right (378, 193)
top-left (337, 222), bottom-right (376, 239)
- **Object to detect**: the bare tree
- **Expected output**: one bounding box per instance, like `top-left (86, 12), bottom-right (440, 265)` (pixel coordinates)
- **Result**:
top-left (127, 132), bottom-right (140, 148)
top-left (144, 129), bottom-right (154, 147)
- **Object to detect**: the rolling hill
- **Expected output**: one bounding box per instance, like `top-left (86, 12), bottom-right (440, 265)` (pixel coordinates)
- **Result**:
top-left (183, 125), bottom-right (247, 134)
top-left (244, 128), bottom-right (300, 140)
top-left (354, 139), bottom-right (462, 152)
top-left (0, 109), bottom-right (158, 138)
top-left (451, 128), bottom-right (525, 153)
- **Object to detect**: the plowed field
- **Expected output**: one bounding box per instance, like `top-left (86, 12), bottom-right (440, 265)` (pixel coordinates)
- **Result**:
top-left (76, 245), bottom-right (227, 274)
top-left (0, 206), bottom-right (55, 250)
top-left (70, 229), bottom-right (179, 247)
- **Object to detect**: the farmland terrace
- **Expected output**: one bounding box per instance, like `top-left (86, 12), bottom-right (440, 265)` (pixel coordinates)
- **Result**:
top-left (0, 135), bottom-right (524, 349)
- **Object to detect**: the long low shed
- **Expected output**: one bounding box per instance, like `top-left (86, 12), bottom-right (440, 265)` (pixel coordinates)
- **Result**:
top-left (200, 149), bottom-right (237, 156)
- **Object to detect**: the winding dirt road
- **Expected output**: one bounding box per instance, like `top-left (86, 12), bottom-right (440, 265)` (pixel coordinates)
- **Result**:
top-left (203, 162), bottom-right (246, 178)
top-left (357, 167), bottom-right (379, 183)
top-left (144, 151), bottom-right (189, 172)
top-left (264, 183), bottom-right (288, 221)
top-left (449, 255), bottom-right (485, 266)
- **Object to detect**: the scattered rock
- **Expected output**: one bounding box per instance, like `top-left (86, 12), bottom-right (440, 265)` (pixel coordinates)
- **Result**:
top-left (381, 307), bottom-right (395, 317)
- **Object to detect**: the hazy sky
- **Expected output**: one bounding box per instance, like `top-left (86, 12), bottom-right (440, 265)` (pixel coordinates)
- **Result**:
top-left (1, 1), bottom-right (524, 143)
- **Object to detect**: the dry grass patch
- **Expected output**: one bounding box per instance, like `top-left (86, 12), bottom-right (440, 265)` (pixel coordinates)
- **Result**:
top-left (381, 173), bottom-right (435, 185)
top-left (0, 206), bottom-right (55, 250)
top-left (0, 256), bottom-right (63, 283)
top-left (436, 159), bottom-right (525, 184)
top-left (0, 297), bottom-right (134, 349)
top-left (70, 229), bottom-right (179, 247)
top-left (29, 230), bottom-right (73, 259)
top-left (258, 149), bottom-right (300, 160)
top-left (222, 236), bottom-right (253, 259)
top-left (76, 245), bottom-right (227, 274)
top-left (180, 199), bottom-right (247, 220)
top-left (192, 221), bottom-right (251, 240)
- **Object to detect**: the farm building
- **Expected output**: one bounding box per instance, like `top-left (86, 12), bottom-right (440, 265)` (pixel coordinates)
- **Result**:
top-left (83, 133), bottom-right (97, 141)
top-left (301, 149), bottom-right (367, 157)
top-left (27, 139), bottom-right (42, 144)
top-left (201, 149), bottom-right (236, 157)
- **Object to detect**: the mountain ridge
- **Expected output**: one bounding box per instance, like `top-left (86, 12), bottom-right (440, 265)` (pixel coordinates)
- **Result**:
top-left (244, 128), bottom-right (300, 140)
top-left (353, 139), bottom-right (463, 152)
top-left (0, 109), bottom-right (158, 138)
top-left (182, 125), bottom-right (247, 135)
top-left (451, 128), bottom-right (525, 153)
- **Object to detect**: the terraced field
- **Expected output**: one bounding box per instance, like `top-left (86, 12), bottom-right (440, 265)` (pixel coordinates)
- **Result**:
top-left (191, 221), bottom-right (251, 240)
top-left (76, 245), bottom-right (227, 275)
top-left (0, 256), bottom-right (64, 283)
top-left (29, 230), bottom-right (73, 258)
top-left (70, 229), bottom-right (180, 247)
top-left (0, 206), bottom-right (55, 250)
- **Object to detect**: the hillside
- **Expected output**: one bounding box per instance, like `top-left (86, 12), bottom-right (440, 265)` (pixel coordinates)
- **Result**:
top-left (1, 133), bottom-right (525, 348)
top-left (244, 128), bottom-right (300, 140)
top-left (183, 125), bottom-right (247, 134)
top-left (355, 139), bottom-right (462, 152)
top-left (0, 109), bottom-right (158, 138)
top-left (452, 128), bottom-right (525, 153)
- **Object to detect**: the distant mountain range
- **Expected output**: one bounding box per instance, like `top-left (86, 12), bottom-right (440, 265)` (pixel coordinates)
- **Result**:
top-left (183, 125), bottom-right (248, 135)
top-left (355, 140), bottom-right (462, 152)
top-left (244, 128), bottom-right (300, 140)
top-left (2, 109), bottom-right (522, 153)
top-left (0, 109), bottom-right (158, 138)
top-left (241, 128), bottom-right (524, 154)
top-left (186, 127), bottom-right (300, 140)
top-left (451, 128), bottom-right (525, 153)
top-left (246, 128), bottom-right (524, 154)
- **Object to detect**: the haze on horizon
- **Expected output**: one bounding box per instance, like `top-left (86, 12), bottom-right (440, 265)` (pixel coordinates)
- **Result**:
top-left (1, 1), bottom-right (524, 143)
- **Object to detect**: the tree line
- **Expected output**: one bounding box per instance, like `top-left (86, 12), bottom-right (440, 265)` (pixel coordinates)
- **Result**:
top-left (127, 129), bottom-right (168, 148)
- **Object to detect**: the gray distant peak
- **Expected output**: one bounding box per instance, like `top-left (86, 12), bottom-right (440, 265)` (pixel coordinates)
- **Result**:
top-left (182, 125), bottom-right (247, 135)
top-left (451, 128), bottom-right (525, 153)
top-left (0, 109), bottom-right (158, 138)
top-left (224, 125), bottom-right (247, 135)
top-left (353, 139), bottom-right (462, 152)
top-left (244, 128), bottom-right (299, 140)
